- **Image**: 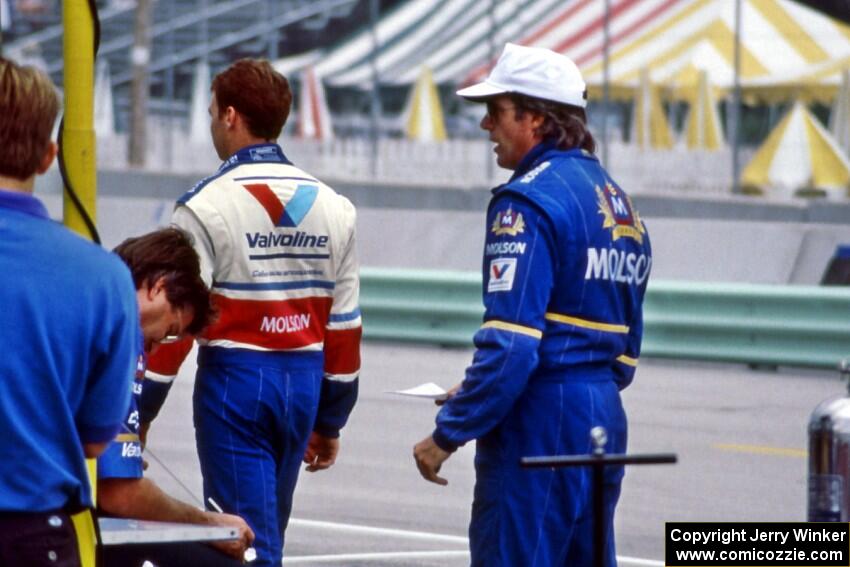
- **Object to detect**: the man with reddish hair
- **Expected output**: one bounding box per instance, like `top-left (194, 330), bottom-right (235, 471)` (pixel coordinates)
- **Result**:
top-left (144, 58), bottom-right (362, 566)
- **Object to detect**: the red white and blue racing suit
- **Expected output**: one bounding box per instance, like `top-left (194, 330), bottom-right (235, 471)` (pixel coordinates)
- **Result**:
top-left (144, 143), bottom-right (361, 566)
top-left (432, 141), bottom-right (651, 567)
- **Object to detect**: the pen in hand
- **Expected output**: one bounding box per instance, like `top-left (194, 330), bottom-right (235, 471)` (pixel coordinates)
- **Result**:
top-left (208, 498), bottom-right (257, 563)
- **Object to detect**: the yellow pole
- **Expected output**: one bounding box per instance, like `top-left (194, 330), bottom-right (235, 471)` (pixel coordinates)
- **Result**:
top-left (62, 2), bottom-right (100, 526)
top-left (62, 0), bottom-right (97, 239)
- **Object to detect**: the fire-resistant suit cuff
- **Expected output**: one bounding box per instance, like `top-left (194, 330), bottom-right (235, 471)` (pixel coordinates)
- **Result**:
top-left (432, 429), bottom-right (459, 454)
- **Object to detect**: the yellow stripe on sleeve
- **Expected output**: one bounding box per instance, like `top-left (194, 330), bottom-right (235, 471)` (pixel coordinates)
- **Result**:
top-left (481, 320), bottom-right (543, 339)
top-left (544, 312), bottom-right (629, 334)
top-left (114, 433), bottom-right (139, 443)
top-left (616, 355), bottom-right (638, 367)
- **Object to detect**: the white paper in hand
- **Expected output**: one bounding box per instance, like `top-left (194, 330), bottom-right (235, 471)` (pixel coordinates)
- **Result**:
top-left (389, 382), bottom-right (449, 401)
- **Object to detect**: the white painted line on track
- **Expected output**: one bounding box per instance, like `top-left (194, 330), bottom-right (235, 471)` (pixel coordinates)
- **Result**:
top-left (288, 518), bottom-right (469, 544)
top-left (283, 551), bottom-right (664, 566)
top-left (287, 517), bottom-right (665, 566)
top-left (283, 550), bottom-right (470, 564)
top-left (618, 556), bottom-right (665, 567)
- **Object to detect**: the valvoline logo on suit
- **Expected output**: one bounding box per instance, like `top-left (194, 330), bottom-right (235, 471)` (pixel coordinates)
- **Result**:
top-left (242, 183), bottom-right (329, 251)
top-left (488, 257), bottom-right (517, 292)
top-left (243, 183), bottom-right (319, 227)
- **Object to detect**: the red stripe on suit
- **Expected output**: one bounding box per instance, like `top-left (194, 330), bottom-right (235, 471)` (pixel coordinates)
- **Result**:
top-left (146, 336), bottom-right (194, 377)
top-left (205, 294), bottom-right (333, 350)
top-left (323, 326), bottom-right (362, 375)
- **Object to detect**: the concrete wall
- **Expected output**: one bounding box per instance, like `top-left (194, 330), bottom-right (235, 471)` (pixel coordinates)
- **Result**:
top-left (34, 167), bottom-right (850, 285)
top-left (355, 209), bottom-right (850, 285)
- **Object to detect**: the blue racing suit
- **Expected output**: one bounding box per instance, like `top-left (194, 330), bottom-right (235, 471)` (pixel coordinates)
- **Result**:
top-left (97, 353), bottom-right (145, 481)
top-left (432, 141), bottom-right (652, 567)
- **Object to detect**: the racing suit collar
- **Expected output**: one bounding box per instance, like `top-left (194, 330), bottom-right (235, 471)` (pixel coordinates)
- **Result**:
top-left (219, 143), bottom-right (293, 171)
top-left (0, 188), bottom-right (50, 219)
top-left (495, 141), bottom-right (599, 192)
top-left (511, 140), bottom-right (559, 181)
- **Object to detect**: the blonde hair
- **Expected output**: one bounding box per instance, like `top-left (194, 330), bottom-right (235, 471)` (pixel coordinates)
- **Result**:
top-left (0, 58), bottom-right (61, 180)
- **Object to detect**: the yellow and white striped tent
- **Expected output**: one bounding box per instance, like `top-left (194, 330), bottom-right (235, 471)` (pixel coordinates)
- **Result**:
top-left (683, 69), bottom-right (724, 150)
top-left (275, 0), bottom-right (850, 105)
top-left (404, 66), bottom-right (447, 142)
top-left (574, 0), bottom-right (850, 103)
top-left (749, 55), bottom-right (850, 103)
top-left (829, 69), bottom-right (850, 154)
top-left (631, 67), bottom-right (673, 149)
top-left (741, 101), bottom-right (850, 197)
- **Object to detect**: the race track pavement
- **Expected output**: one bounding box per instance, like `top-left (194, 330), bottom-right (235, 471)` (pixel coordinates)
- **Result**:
top-left (144, 342), bottom-right (841, 565)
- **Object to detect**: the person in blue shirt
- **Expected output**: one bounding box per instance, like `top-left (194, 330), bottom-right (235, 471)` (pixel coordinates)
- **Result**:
top-left (98, 228), bottom-right (254, 566)
top-left (0, 57), bottom-right (139, 567)
top-left (414, 44), bottom-right (652, 567)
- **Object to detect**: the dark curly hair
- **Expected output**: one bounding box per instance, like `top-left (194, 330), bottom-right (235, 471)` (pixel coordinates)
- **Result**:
top-left (510, 94), bottom-right (596, 154)
top-left (113, 228), bottom-right (215, 335)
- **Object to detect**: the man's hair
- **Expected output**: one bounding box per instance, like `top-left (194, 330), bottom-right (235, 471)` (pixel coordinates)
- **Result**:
top-left (0, 57), bottom-right (61, 180)
top-left (212, 58), bottom-right (292, 140)
top-left (113, 228), bottom-right (214, 335)
top-left (510, 94), bottom-right (596, 154)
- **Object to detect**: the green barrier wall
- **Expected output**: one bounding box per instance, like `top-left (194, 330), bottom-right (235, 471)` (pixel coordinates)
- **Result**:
top-left (360, 267), bottom-right (850, 369)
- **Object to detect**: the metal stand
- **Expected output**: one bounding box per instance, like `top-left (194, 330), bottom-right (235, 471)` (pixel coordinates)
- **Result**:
top-left (521, 427), bottom-right (677, 567)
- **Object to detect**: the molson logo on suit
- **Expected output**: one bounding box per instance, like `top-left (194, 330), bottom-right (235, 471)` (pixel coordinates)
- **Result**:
top-left (584, 248), bottom-right (651, 286)
top-left (586, 182), bottom-right (651, 285)
top-left (260, 314), bottom-right (312, 334)
top-left (485, 241), bottom-right (527, 256)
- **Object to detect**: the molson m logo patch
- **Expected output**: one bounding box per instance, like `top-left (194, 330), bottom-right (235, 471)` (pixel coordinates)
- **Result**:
top-left (491, 207), bottom-right (525, 236)
top-left (243, 183), bottom-right (318, 227)
top-left (595, 182), bottom-right (646, 244)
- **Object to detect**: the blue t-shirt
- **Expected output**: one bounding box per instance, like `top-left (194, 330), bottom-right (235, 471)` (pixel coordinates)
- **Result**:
top-left (97, 353), bottom-right (145, 480)
top-left (0, 189), bottom-right (139, 511)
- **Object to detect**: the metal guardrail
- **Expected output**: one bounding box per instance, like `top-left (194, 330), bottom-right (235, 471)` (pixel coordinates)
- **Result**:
top-left (360, 267), bottom-right (850, 369)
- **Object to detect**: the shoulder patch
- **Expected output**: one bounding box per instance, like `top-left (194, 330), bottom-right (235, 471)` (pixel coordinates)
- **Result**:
top-left (487, 258), bottom-right (517, 292)
top-left (595, 182), bottom-right (646, 244)
top-left (491, 207), bottom-right (525, 236)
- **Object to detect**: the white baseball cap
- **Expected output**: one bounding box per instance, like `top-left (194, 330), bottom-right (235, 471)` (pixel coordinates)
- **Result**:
top-left (457, 43), bottom-right (587, 108)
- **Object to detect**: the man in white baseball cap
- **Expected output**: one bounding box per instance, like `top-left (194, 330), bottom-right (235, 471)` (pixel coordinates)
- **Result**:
top-left (414, 43), bottom-right (652, 567)
top-left (456, 42), bottom-right (588, 108)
